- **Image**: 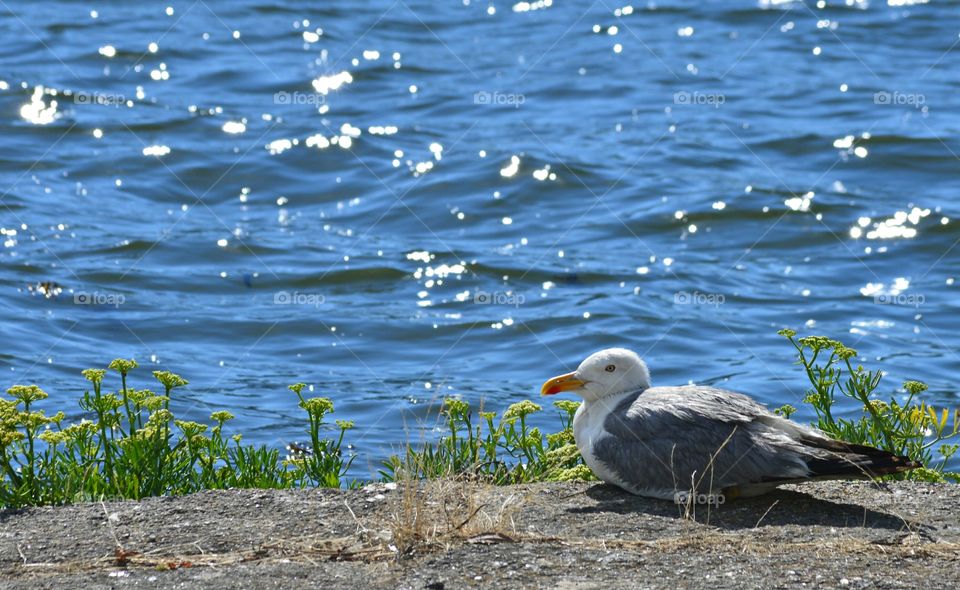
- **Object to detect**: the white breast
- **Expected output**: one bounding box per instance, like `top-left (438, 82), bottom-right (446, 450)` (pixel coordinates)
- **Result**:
top-left (573, 395), bottom-right (631, 490)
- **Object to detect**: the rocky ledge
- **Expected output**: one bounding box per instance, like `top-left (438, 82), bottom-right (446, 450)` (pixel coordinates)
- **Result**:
top-left (2, 481), bottom-right (959, 589)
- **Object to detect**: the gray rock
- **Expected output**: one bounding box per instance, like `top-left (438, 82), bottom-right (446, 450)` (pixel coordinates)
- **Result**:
top-left (1, 481), bottom-right (959, 589)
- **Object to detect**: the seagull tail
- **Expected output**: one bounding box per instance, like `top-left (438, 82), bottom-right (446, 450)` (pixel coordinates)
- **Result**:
top-left (800, 435), bottom-right (922, 479)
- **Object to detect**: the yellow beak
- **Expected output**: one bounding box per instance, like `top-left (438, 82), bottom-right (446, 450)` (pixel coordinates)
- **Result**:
top-left (541, 372), bottom-right (585, 396)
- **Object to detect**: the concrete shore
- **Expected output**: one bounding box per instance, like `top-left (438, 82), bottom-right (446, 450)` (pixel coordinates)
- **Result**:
top-left (2, 480), bottom-right (959, 589)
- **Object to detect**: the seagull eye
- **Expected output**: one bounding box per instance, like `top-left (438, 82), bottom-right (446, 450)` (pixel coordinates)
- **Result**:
top-left (604, 364), bottom-right (616, 372)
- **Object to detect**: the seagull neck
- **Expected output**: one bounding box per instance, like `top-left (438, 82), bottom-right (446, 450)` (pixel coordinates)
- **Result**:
top-left (583, 388), bottom-right (642, 412)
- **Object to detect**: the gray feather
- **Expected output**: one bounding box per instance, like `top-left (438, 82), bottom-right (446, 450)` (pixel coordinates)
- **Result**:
top-left (592, 386), bottom-right (828, 497)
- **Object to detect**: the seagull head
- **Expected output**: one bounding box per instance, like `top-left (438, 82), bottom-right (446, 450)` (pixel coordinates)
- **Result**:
top-left (540, 348), bottom-right (651, 402)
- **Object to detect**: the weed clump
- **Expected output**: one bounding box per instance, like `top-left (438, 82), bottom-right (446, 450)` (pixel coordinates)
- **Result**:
top-left (380, 397), bottom-right (593, 485)
top-left (0, 361), bottom-right (352, 508)
top-left (778, 330), bottom-right (959, 482)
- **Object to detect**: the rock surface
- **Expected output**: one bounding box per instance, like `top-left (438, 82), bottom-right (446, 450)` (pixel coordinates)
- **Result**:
top-left (2, 481), bottom-right (959, 589)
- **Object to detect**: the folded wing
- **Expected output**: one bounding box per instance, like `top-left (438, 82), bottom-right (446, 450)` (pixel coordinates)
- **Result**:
top-left (593, 386), bottom-right (918, 498)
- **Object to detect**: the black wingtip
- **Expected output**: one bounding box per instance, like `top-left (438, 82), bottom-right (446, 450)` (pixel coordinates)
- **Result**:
top-left (800, 435), bottom-right (922, 479)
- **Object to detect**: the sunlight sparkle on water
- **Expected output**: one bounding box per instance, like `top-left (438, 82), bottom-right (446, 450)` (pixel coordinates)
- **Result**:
top-left (532, 165), bottom-right (556, 181)
top-left (312, 71), bottom-right (353, 94)
top-left (500, 155), bottom-right (520, 177)
top-left (305, 134), bottom-right (330, 149)
top-left (369, 126), bottom-right (398, 135)
top-left (834, 135), bottom-right (854, 149)
top-left (852, 207), bottom-right (930, 240)
top-left (142, 145), bottom-right (171, 157)
top-left (860, 277), bottom-right (910, 297)
top-left (414, 161), bottom-right (434, 175)
top-left (785, 192), bottom-right (814, 212)
top-left (340, 123), bottom-right (361, 137)
top-left (513, 0), bottom-right (553, 12)
top-left (222, 120), bottom-right (247, 134)
top-left (266, 139), bottom-right (294, 154)
top-left (19, 87), bottom-right (58, 125)
top-left (406, 251), bottom-right (433, 263)
top-left (150, 63), bottom-right (170, 81)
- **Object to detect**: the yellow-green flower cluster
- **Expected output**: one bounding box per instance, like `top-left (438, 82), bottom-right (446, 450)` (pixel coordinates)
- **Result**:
top-left (552, 400), bottom-right (581, 415)
top-left (146, 408), bottom-right (173, 428)
top-left (546, 428), bottom-right (575, 447)
top-left (152, 371), bottom-right (188, 391)
top-left (300, 397), bottom-right (334, 416)
top-left (108, 358), bottom-right (138, 374)
top-left (547, 464), bottom-right (595, 482)
top-left (21, 410), bottom-right (61, 429)
top-left (127, 389), bottom-right (154, 406)
top-left (175, 420), bottom-right (208, 437)
top-left (503, 400), bottom-right (541, 421)
top-left (0, 430), bottom-right (24, 447)
top-left (39, 429), bottom-right (71, 445)
top-left (7, 385), bottom-right (48, 405)
top-left (210, 411), bottom-right (235, 423)
top-left (442, 398), bottom-right (469, 417)
top-left (82, 369), bottom-right (106, 385)
top-left (142, 395), bottom-right (169, 411)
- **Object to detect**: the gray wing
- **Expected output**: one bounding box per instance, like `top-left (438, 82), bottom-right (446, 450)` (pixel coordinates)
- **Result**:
top-left (593, 386), bottom-right (817, 496)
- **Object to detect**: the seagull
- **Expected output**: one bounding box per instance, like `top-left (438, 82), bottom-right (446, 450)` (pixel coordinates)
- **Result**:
top-left (541, 348), bottom-right (919, 500)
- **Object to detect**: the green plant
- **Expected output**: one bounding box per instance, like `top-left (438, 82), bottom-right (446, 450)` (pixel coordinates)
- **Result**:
top-left (0, 362), bottom-right (352, 508)
top-left (778, 330), bottom-right (960, 482)
top-left (288, 383), bottom-right (355, 488)
top-left (380, 398), bottom-right (594, 484)
top-left (3, 331), bottom-right (958, 510)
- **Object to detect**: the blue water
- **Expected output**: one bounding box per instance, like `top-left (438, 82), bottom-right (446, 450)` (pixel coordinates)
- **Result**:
top-left (2, 0), bottom-right (958, 477)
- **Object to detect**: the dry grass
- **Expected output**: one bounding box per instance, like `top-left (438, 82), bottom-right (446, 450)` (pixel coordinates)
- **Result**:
top-left (386, 476), bottom-right (522, 558)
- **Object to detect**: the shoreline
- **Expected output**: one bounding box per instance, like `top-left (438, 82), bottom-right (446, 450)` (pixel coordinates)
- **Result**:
top-left (2, 480), bottom-right (959, 588)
